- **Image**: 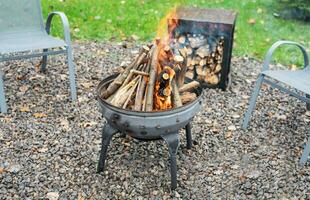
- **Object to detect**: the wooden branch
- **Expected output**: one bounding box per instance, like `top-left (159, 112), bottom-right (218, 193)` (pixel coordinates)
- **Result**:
top-left (179, 81), bottom-right (200, 93)
top-left (177, 64), bottom-right (187, 87)
top-left (172, 79), bottom-right (182, 108)
top-left (120, 52), bottom-right (148, 89)
top-left (110, 76), bottom-right (139, 106)
top-left (133, 75), bottom-right (147, 111)
top-left (131, 69), bottom-right (149, 76)
top-left (101, 47), bottom-right (149, 99)
top-left (145, 45), bottom-right (158, 111)
top-left (122, 78), bottom-right (139, 109)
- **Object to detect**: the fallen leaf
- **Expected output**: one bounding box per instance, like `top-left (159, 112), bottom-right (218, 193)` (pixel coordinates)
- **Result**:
top-left (77, 194), bottom-right (85, 200)
top-left (0, 167), bottom-right (5, 173)
top-left (247, 18), bottom-right (256, 25)
top-left (83, 121), bottom-right (97, 128)
top-left (20, 105), bottom-right (30, 112)
top-left (80, 82), bottom-right (94, 89)
top-left (38, 147), bottom-right (48, 153)
top-left (33, 113), bottom-right (47, 118)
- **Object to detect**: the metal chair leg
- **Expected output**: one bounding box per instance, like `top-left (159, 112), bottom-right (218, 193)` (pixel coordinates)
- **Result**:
top-left (41, 49), bottom-right (48, 73)
top-left (306, 94), bottom-right (310, 111)
top-left (97, 123), bottom-right (118, 173)
top-left (185, 122), bottom-right (192, 149)
top-left (0, 71), bottom-right (7, 113)
top-left (66, 46), bottom-right (77, 101)
top-left (242, 75), bottom-right (264, 129)
top-left (162, 132), bottom-right (180, 190)
top-left (300, 136), bottom-right (310, 166)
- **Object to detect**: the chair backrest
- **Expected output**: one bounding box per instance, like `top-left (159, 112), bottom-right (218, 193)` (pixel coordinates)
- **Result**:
top-left (0, 0), bottom-right (45, 36)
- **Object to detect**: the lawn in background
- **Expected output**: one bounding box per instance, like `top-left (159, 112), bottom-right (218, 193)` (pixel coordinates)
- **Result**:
top-left (41, 0), bottom-right (310, 66)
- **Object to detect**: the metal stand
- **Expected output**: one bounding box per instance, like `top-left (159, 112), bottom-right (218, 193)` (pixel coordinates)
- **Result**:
top-left (185, 122), bottom-right (192, 149)
top-left (162, 132), bottom-right (180, 190)
top-left (97, 124), bottom-right (118, 173)
top-left (97, 122), bottom-right (193, 190)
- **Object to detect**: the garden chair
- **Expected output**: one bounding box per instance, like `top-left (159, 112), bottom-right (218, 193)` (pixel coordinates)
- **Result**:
top-left (0, 0), bottom-right (77, 113)
top-left (242, 40), bottom-right (310, 165)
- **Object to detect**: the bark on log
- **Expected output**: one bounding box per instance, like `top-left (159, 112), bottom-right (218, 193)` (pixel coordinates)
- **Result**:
top-left (181, 92), bottom-right (197, 104)
top-left (172, 79), bottom-right (182, 108)
top-left (122, 78), bottom-right (139, 109)
top-left (101, 47), bottom-right (149, 98)
top-left (179, 81), bottom-right (200, 93)
top-left (145, 46), bottom-right (158, 111)
top-left (185, 71), bottom-right (194, 79)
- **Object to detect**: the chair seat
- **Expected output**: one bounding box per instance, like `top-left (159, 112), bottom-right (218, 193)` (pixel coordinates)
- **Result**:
top-left (262, 69), bottom-right (310, 94)
top-left (0, 32), bottom-right (66, 54)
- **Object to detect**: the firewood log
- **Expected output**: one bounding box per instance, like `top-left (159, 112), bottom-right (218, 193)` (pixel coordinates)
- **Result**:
top-left (205, 73), bottom-right (220, 85)
top-left (172, 79), bottom-right (182, 107)
top-left (199, 59), bottom-right (207, 66)
top-left (214, 64), bottom-right (222, 74)
top-left (185, 47), bottom-right (193, 55)
top-left (179, 80), bottom-right (200, 93)
top-left (186, 57), bottom-right (192, 67)
top-left (196, 45), bottom-right (211, 58)
top-left (185, 71), bottom-right (194, 79)
top-left (180, 92), bottom-right (197, 104)
top-left (145, 45), bottom-right (158, 111)
top-left (174, 55), bottom-right (184, 63)
top-left (187, 65), bottom-right (194, 70)
top-left (102, 47), bottom-right (149, 98)
top-left (120, 52), bottom-right (148, 88)
top-left (122, 78), bottom-right (139, 109)
top-left (188, 36), bottom-right (206, 48)
top-left (131, 69), bottom-right (149, 76)
top-left (110, 76), bottom-right (140, 107)
top-left (133, 59), bottom-right (151, 111)
top-left (178, 36), bottom-right (186, 44)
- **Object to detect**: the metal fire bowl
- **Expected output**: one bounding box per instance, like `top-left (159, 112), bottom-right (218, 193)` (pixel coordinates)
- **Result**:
top-left (97, 74), bottom-right (203, 140)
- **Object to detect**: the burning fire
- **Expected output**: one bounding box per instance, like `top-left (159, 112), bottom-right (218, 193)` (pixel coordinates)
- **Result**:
top-left (154, 8), bottom-right (180, 110)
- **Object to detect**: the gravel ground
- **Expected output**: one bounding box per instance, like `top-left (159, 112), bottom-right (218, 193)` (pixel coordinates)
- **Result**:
top-left (0, 42), bottom-right (310, 200)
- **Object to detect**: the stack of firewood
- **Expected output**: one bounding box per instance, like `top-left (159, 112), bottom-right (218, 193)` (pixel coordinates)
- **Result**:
top-left (169, 34), bottom-right (224, 85)
top-left (101, 41), bottom-right (200, 111)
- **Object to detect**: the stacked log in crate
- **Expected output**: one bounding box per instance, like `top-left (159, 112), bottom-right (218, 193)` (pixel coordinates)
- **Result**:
top-left (101, 42), bottom-right (200, 112)
top-left (169, 34), bottom-right (224, 85)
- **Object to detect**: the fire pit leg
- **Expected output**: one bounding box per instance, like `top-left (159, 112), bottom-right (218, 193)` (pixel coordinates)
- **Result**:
top-left (97, 123), bottom-right (118, 173)
top-left (185, 122), bottom-right (192, 149)
top-left (162, 132), bottom-right (180, 190)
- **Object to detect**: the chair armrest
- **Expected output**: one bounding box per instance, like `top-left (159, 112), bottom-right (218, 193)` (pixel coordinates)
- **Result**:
top-left (45, 11), bottom-right (72, 46)
top-left (262, 40), bottom-right (309, 71)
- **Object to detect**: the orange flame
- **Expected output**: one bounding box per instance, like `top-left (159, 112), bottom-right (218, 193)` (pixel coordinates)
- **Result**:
top-left (153, 7), bottom-right (180, 110)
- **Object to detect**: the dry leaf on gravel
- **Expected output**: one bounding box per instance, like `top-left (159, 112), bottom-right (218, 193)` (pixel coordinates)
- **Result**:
top-left (80, 82), bottom-right (94, 89)
top-left (20, 105), bottom-right (30, 112)
top-left (0, 168), bottom-right (5, 174)
top-left (33, 113), bottom-right (47, 118)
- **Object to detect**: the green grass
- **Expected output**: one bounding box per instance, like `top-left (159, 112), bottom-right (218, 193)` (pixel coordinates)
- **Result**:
top-left (42, 0), bottom-right (310, 66)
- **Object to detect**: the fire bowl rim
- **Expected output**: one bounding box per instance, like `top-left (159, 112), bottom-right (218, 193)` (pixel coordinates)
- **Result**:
top-left (97, 74), bottom-right (203, 117)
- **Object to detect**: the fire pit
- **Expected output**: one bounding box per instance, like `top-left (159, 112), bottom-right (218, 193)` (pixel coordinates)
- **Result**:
top-left (97, 74), bottom-right (203, 189)
top-left (96, 6), bottom-right (237, 189)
